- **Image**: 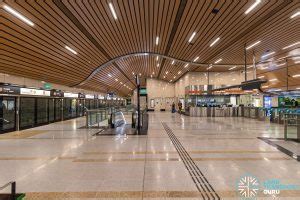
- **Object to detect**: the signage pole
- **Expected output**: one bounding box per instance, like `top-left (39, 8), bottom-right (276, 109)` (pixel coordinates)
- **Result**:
top-left (136, 75), bottom-right (141, 133)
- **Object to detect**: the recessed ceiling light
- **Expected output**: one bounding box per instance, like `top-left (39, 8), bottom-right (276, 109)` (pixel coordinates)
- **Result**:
top-left (170, 80), bottom-right (173, 82)
top-left (214, 59), bottom-right (222, 64)
top-left (282, 41), bottom-right (300, 50)
top-left (262, 52), bottom-right (275, 58)
top-left (262, 85), bottom-right (269, 88)
top-left (210, 37), bottom-right (220, 47)
top-left (258, 75), bottom-right (265, 79)
top-left (108, 74), bottom-right (112, 77)
top-left (291, 11), bottom-right (300, 19)
top-left (184, 64), bottom-right (189, 68)
top-left (132, 72), bottom-right (135, 75)
top-left (3, 5), bottom-right (34, 26)
top-left (65, 46), bottom-right (77, 54)
top-left (178, 71), bottom-right (181, 75)
top-left (156, 56), bottom-right (159, 61)
top-left (245, 0), bottom-right (261, 15)
top-left (229, 66), bottom-right (237, 70)
top-left (246, 41), bottom-right (261, 50)
top-left (120, 82), bottom-right (123, 84)
top-left (152, 72), bottom-right (154, 74)
top-left (193, 57), bottom-right (199, 62)
top-left (109, 3), bottom-right (117, 20)
top-left (155, 36), bottom-right (159, 45)
top-left (269, 78), bottom-right (278, 82)
top-left (188, 32), bottom-right (196, 43)
top-left (166, 71), bottom-right (169, 74)
top-left (171, 60), bottom-right (175, 65)
top-left (139, 73), bottom-right (141, 76)
top-left (174, 76), bottom-right (176, 79)
top-left (163, 76), bottom-right (165, 78)
top-left (292, 74), bottom-right (300, 78)
top-left (157, 63), bottom-right (160, 67)
top-left (276, 63), bottom-right (285, 67)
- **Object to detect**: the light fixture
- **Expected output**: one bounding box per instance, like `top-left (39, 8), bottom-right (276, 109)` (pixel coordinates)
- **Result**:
top-left (178, 71), bottom-right (181, 74)
top-left (157, 63), bottom-right (160, 67)
top-left (258, 75), bottom-right (265, 79)
top-left (262, 85), bottom-right (269, 88)
top-left (170, 80), bottom-right (173, 82)
top-left (156, 56), bottom-right (159, 61)
top-left (292, 74), bottom-right (300, 78)
top-left (3, 5), bottom-right (34, 26)
top-left (276, 63), bottom-right (285, 67)
top-left (269, 78), bottom-right (278, 82)
top-left (163, 76), bottom-right (165, 78)
top-left (261, 52), bottom-right (275, 58)
top-left (174, 76), bottom-right (176, 79)
top-left (132, 72), bottom-right (135, 75)
top-left (245, 0), bottom-right (261, 15)
top-left (120, 82), bottom-right (123, 84)
top-left (184, 64), bottom-right (189, 68)
top-left (207, 65), bottom-right (213, 70)
top-left (155, 36), bottom-right (159, 45)
top-left (115, 78), bottom-right (118, 81)
top-left (109, 3), bottom-right (117, 20)
top-left (65, 46), bottom-right (77, 54)
top-left (193, 57), bottom-right (199, 62)
top-left (166, 71), bottom-right (169, 74)
top-left (295, 61), bottom-right (300, 64)
top-left (232, 78), bottom-right (236, 81)
top-left (214, 59), bottom-right (222, 64)
top-left (229, 66), bottom-right (237, 70)
top-left (152, 72), bottom-right (155, 74)
top-left (210, 37), bottom-right (220, 47)
top-left (139, 73), bottom-right (141, 76)
top-left (108, 74), bottom-right (112, 77)
top-left (150, 75), bottom-right (153, 78)
top-left (188, 32), bottom-right (196, 43)
top-left (282, 41), bottom-right (300, 50)
top-left (247, 65), bottom-right (253, 68)
top-left (171, 60), bottom-right (175, 65)
top-left (291, 11), bottom-right (300, 19)
top-left (246, 41), bottom-right (261, 50)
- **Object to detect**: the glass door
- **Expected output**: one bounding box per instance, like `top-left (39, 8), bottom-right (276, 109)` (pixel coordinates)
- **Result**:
top-left (36, 98), bottom-right (48, 125)
top-left (48, 99), bottom-right (55, 122)
top-left (54, 98), bottom-right (62, 121)
top-left (0, 97), bottom-right (16, 133)
top-left (20, 97), bottom-right (35, 129)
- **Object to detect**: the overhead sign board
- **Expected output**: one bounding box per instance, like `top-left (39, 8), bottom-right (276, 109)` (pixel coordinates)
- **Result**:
top-left (64, 92), bottom-right (78, 98)
top-left (85, 94), bottom-right (94, 99)
top-left (20, 88), bottom-right (50, 96)
top-left (0, 86), bottom-right (20, 95)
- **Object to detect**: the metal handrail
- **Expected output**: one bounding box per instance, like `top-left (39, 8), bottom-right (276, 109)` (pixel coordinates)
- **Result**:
top-left (0, 181), bottom-right (16, 198)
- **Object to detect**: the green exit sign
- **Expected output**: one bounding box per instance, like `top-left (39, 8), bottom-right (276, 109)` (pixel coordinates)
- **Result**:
top-left (43, 83), bottom-right (52, 90)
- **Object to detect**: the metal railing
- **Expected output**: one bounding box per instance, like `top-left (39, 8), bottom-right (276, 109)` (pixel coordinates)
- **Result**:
top-left (85, 108), bottom-right (108, 128)
top-left (0, 181), bottom-right (16, 199)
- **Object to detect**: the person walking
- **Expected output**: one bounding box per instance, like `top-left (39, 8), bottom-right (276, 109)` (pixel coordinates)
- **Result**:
top-left (178, 102), bottom-right (182, 114)
top-left (171, 102), bottom-right (176, 113)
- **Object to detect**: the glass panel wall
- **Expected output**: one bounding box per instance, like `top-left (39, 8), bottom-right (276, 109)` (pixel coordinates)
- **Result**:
top-left (20, 97), bottom-right (35, 128)
top-left (64, 98), bottom-right (72, 119)
top-left (71, 99), bottom-right (77, 118)
top-left (55, 99), bottom-right (62, 121)
top-left (0, 97), bottom-right (16, 133)
top-left (48, 99), bottom-right (54, 122)
top-left (36, 98), bottom-right (48, 125)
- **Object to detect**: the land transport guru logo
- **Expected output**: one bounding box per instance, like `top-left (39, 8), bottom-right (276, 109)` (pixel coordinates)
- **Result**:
top-left (236, 173), bottom-right (299, 200)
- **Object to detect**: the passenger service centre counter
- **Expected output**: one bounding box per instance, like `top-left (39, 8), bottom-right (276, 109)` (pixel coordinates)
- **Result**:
top-left (0, 83), bottom-right (125, 134)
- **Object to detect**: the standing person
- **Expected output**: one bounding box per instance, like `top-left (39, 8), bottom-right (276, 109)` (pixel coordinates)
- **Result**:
top-left (178, 101), bottom-right (182, 114)
top-left (171, 102), bottom-right (176, 113)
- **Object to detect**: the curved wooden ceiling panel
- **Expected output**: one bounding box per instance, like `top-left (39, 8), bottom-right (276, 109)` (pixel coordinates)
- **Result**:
top-left (1, 0), bottom-right (300, 95)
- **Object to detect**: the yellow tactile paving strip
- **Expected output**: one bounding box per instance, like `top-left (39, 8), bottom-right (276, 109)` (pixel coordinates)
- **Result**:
top-left (24, 190), bottom-right (300, 199)
top-left (0, 130), bottom-right (47, 139)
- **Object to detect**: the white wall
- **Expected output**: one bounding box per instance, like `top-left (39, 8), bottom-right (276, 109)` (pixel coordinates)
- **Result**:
top-left (146, 79), bottom-right (176, 111)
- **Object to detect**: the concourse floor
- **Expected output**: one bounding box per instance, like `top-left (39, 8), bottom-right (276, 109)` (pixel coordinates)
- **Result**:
top-left (0, 112), bottom-right (299, 199)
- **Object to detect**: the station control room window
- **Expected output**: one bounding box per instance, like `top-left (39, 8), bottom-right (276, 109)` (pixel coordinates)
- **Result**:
top-left (0, 97), bottom-right (16, 133)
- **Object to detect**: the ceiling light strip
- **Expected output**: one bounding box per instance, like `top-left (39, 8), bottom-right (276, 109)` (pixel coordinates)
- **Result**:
top-left (3, 5), bottom-right (34, 26)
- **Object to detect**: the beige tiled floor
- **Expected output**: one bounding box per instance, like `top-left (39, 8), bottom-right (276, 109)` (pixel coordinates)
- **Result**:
top-left (0, 112), bottom-right (299, 199)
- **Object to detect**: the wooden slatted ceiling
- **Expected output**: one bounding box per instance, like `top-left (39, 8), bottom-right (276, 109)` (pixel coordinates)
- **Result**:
top-left (1, 0), bottom-right (300, 95)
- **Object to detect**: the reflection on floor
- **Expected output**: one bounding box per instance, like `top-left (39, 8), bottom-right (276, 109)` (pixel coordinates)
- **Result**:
top-left (0, 113), bottom-right (300, 199)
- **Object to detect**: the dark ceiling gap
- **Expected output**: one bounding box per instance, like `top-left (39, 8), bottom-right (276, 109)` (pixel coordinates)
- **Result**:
top-left (53, 0), bottom-right (135, 90)
top-left (157, 0), bottom-right (187, 78)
